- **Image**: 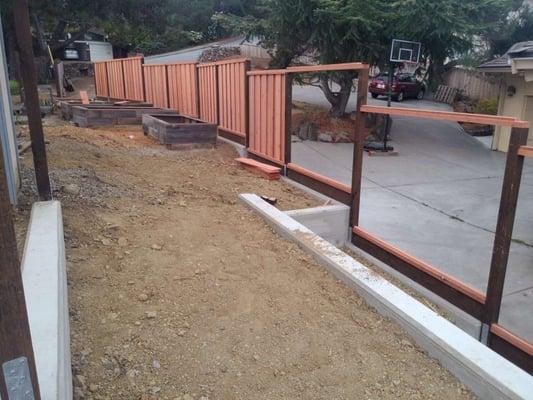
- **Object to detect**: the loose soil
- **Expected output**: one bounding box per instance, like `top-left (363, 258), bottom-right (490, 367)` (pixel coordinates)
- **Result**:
top-left (15, 117), bottom-right (475, 400)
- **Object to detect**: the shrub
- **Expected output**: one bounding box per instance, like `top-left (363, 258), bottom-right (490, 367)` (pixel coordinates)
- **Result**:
top-left (9, 80), bottom-right (21, 96)
top-left (474, 98), bottom-right (498, 115)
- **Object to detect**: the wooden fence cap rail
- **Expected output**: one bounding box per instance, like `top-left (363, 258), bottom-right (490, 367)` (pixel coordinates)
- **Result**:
top-left (164, 61), bottom-right (198, 66)
top-left (352, 226), bottom-right (487, 304)
top-left (247, 69), bottom-right (289, 76)
top-left (287, 163), bottom-right (351, 194)
top-left (142, 63), bottom-right (170, 68)
top-left (490, 324), bottom-right (533, 356)
top-left (287, 62), bottom-right (370, 72)
top-left (518, 146), bottom-right (533, 158)
top-left (361, 105), bottom-right (530, 128)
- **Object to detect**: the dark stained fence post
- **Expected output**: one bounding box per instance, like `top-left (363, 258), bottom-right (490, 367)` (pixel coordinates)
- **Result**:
top-left (243, 60), bottom-right (251, 148)
top-left (12, 0), bottom-right (51, 200)
top-left (485, 127), bottom-right (529, 329)
top-left (0, 147), bottom-right (41, 399)
top-left (284, 73), bottom-right (293, 167)
top-left (350, 68), bottom-right (369, 226)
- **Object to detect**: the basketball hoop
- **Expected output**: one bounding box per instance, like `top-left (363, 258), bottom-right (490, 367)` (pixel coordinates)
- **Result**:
top-left (390, 39), bottom-right (421, 64)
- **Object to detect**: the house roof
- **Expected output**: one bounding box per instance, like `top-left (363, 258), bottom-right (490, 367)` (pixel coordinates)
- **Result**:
top-left (478, 41), bottom-right (533, 72)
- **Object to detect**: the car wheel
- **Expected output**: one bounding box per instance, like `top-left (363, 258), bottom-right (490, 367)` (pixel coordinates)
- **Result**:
top-left (416, 89), bottom-right (424, 100)
top-left (371, 93), bottom-right (378, 99)
top-left (396, 91), bottom-right (404, 102)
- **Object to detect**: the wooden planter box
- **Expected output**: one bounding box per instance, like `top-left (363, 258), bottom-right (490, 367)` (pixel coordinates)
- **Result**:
top-left (143, 114), bottom-right (218, 147)
top-left (71, 106), bottom-right (175, 127)
top-left (57, 100), bottom-right (110, 120)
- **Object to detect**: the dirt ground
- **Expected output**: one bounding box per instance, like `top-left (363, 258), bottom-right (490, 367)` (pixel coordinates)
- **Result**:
top-left (15, 117), bottom-right (475, 400)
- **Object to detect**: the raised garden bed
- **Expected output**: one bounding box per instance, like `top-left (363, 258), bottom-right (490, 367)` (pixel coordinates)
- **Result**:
top-left (143, 114), bottom-right (218, 148)
top-left (71, 106), bottom-right (175, 127)
top-left (58, 100), bottom-right (153, 121)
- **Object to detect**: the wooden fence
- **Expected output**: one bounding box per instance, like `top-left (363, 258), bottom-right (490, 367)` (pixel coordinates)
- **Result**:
top-left (93, 56), bottom-right (532, 371)
top-left (122, 57), bottom-right (144, 102)
top-left (443, 67), bottom-right (501, 101)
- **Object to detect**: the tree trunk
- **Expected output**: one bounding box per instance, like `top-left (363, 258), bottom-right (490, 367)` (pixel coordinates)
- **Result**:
top-left (319, 75), bottom-right (353, 118)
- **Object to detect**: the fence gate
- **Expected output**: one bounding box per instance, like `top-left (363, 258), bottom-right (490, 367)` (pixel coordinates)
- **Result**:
top-left (143, 64), bottom-right (169, 109)
top-left (247, 70), bottom-right (290, 165)
top-left (167, 63), bottom-right (199, 118)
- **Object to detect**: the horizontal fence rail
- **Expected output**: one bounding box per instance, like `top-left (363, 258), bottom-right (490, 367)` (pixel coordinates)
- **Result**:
top-left (167, 63), bottom-right (199, 118)
top-left (143, 64), bottom-right (169, 109)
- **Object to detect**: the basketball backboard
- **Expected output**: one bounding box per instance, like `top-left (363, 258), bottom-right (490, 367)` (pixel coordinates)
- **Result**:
top-left (390, 39), bottom-right (421, 64)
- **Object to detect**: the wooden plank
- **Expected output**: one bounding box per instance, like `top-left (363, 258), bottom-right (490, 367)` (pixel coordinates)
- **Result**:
top-left (283, 74), bottom-right (292, 165)
top-left (489, 324), bottom-right (533, 374)
top-left (247, 69), bottom-right (289, 76)
top-left (361, 105), bottom-right (529, 128)
top-left (485, 128), bottom-right (529, 325)
top-left (80, 90), bottom-right (89, 105)
top-left (517, 145), bottom-right (533, 158)
top-left (287, 163), bottom-right (351, 193)
top-left (287, 62), bottom-right (369, 72)
top-left (351, 68), bottom-right (369, 226)
top-left (13, 0), bottom-right (51, 201)
top-left (0, 97), bottom-right (41, 399)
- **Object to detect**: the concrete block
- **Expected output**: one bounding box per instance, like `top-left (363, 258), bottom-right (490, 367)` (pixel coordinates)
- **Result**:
top-left (239, 193), bottom-right (533, 400)
top-left (21, 201), bottom-right (72, 400)
top-left (286, 204), bottom-right (350, 246)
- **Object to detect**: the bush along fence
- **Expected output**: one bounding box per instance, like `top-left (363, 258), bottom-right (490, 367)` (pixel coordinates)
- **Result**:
top-left (94, 57), bottom-right (532, 373)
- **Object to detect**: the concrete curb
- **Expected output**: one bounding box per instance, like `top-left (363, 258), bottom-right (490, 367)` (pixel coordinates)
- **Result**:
top-left (21, 201), bottom-right (72, 400)
top-left (239, 193), bottom-right (533, 400)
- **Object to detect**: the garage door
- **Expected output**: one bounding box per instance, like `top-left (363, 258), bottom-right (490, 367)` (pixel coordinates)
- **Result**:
top-left (525, 96), bottom-right (533, 146)
top-left (89, 42), bottom-right (113, 62)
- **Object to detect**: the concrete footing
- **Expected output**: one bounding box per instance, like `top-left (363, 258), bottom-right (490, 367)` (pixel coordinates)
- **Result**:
top-left (21, 201), bottom-right (72, 400)
top-left (240, 193), bottom-right (533, 400)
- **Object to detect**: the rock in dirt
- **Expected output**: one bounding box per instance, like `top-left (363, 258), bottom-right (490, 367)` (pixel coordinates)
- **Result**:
top-left (318, 132), bottom-right (333, 142)
top-left (117, 237), bottom-right (128, 247)
top-left (63, 183), bottom-right (81, 195)
top-left (138, 293), bottom-right (149, 302)
top-left (151, 244), bottom-right (163, 251)
top-left (145, 311), bottom-right (157, 319)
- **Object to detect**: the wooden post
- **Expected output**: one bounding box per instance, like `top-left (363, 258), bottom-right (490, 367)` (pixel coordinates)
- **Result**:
top-left (350, 68), bottom-right (369, 226)
top-left (12, 0), bottom-right (51, 200)
top-left (53, 60), bottom-right (65, 98)
top-left (284, 73), bottom-right (293, 166)
top-left (243, 60), bottom-right (251, 148)
top-left (0, 147), bottom-right (41, 399)
top-left (485, 127), bottom-right (529, 327)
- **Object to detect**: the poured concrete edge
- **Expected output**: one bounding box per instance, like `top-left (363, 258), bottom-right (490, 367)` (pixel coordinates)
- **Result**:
top-left (239, 193), bottom-right (533, 400)
top-left (21, 201), bottom-right (72, 400)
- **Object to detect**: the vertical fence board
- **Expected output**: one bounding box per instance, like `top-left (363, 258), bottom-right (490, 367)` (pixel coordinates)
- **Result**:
top-left (122, 57), bottom-right (144, 102)
top-left (247, 71), bottom-right (287, 165)
top-left (142, 64), bottom-right (168, 109)
top-left (167, 63), bottom-right (199, 118)
top-left (198, 64), bottom-right (218, 124)
top-left (106, 59), bottom-right (125, 100)
top-left (94, 62), bottom-right (109, 98)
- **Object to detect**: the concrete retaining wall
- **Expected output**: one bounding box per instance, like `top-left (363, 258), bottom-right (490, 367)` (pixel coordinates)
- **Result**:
top-left (21, 201), bottom-right (72, 400)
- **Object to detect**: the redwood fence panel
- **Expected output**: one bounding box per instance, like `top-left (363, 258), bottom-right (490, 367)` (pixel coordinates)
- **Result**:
top-left (217, 59), bottom-right (250, 142)
top-left (106, 59), bottom-right (126, 100)
top-left (94, 62), bottom-right (109, 98)
top-left (197, 63), bottom-right (218, 124)
top-left (143, 64), bottom-right (169, 109)
top-left (122, 57), bottom-right (144, 102)
top-left (247, 70), bottom-right (289, 165)
top-left (167, 63), bottom-right (199, 118)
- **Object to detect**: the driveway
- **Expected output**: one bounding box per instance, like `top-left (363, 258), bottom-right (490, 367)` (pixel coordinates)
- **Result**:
top-left (291, 84), bottom-right (533, 342)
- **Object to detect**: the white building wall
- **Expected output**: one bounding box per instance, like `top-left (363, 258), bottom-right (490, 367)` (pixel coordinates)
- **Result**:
top-left (0, 12), bottom-right (19, 204)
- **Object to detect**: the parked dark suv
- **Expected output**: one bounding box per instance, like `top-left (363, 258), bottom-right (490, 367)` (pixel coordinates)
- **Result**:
top-left (369, 73), bottom-right (425, 102)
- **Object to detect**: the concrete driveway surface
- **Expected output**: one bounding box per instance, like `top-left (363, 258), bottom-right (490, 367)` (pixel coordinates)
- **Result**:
top-left (291, 84), bottom-right (533, 342)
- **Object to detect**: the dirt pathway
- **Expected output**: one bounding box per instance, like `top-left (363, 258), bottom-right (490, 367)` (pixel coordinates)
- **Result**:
top-left (16, 119), bottom-right (475, 400)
